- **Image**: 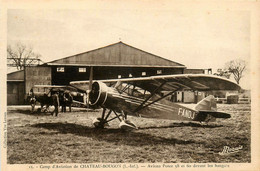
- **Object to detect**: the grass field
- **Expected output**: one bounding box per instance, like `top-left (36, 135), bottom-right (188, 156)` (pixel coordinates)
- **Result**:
top-left (7, 104), bottom-right (250, 164)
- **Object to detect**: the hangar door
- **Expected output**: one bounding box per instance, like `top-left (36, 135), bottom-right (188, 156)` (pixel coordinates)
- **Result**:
top-left (7, 81), bottom-right (25, 105)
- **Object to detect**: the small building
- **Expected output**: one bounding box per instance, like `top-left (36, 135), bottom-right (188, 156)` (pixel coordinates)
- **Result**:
top-left (7, 70), bottom-right (25, 105)
top-left (173, 68), bottom-right (212, 103)
top-left (184, 68), bottom-right (212, 75)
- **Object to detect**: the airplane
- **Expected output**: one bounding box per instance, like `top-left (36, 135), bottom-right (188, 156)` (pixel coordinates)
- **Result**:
top-left (28, 85), bottom-right (86, 113)
top-left (70, 73), bottom-right (241, 130)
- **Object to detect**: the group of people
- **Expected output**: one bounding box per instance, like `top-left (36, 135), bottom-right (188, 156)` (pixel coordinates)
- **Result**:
top-left (49, 90), bottom-right (73, 116)
top-left (29, 88), bottom-right (73, 116)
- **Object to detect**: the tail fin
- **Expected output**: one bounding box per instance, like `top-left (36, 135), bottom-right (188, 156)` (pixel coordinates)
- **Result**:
top-left (194, 95), bottom-right (230, 121)
top-left (194, 95), bottom-right (217, 111)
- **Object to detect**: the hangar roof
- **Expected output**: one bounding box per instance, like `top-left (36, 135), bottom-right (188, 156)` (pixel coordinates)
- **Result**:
top-left (7, 70), bottom-right (24, 81)
top-left (46, 42), bottom-right (185, 68)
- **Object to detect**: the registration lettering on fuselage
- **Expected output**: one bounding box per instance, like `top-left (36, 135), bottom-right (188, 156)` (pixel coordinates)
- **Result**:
top-left (178, 108), bottom-right (196, 119)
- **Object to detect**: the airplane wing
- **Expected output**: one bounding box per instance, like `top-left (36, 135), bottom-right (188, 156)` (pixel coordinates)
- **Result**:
top-left (33, 85), bottom-right (86, 93)
top-left (70, 74), bottom-right (241, 93)
top-left (33, 85), bottom-right (68, 88)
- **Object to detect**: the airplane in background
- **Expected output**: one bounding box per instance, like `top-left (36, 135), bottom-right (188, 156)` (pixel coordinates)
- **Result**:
top-left (70, 71), bottom-right (241, 130)
top-left (28, 85), bottom-right (86, 112)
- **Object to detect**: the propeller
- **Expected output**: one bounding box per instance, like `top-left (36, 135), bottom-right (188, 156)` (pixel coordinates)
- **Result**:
top-left (86, 66), bottom-right (93, 108)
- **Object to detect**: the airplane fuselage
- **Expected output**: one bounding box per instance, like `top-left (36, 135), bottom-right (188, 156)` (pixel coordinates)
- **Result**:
top-left (89, 81), bottom-right (200, 122)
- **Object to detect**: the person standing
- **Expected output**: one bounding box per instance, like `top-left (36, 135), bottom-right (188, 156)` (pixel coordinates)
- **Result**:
top-left (65, 91), bottom-right (73, 112)
top-left (52, 91), bottom-right (60, 116)
top-left (60, 92), bottom-right (66, 113)
top-left (29, 88), bottom-right (36, 113)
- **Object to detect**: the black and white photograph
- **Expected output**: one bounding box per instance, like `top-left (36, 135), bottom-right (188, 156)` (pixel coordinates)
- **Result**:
top-left (1, 1), bottom-right (260, 171)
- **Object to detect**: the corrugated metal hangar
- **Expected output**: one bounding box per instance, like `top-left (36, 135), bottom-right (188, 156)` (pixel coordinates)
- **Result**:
top-left (7, 42), bottom-right (207, 105)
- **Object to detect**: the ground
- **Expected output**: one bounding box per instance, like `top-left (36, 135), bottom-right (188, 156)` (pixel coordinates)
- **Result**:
top-left (7, 104), bottom-right (250, 164)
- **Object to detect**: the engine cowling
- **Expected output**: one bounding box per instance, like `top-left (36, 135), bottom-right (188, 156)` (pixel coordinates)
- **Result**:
top-left (89, 81), bottom-right (109, 106)
top-left (89, 81), bottom-right (137, 114)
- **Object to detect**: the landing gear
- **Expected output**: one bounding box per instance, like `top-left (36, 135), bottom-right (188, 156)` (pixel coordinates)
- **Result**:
top-left (93, 108), bottom-right (137, 130)
top-left (92, 108), bottom-right (114, 128)
top-left (119, 119), bottom-right (138, 131)
top-left (93, 117), bottom-right (109, 128)
top-left (118, 110), bottom-right (137, 130)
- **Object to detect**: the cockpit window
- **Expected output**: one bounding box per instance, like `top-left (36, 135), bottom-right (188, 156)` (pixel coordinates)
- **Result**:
top-left (117, 83), bottom-right (151, 98)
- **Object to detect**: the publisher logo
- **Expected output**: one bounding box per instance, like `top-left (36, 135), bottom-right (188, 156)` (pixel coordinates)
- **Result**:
top-left (219, 145), bottom-right (243, 155)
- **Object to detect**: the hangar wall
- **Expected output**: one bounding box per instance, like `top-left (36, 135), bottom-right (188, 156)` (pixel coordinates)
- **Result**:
top-left (25, 66), bottom-right (52, 94)
top-left (49, 42), bottom-right (185, 85)
top-left (51, 66), bottom-right (183, 85)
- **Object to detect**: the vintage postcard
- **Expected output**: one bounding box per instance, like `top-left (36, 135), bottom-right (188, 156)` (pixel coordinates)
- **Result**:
top-left (1, 0), bottom-right (260, 171)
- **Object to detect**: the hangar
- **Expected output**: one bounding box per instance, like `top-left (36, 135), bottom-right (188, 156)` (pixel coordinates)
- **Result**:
top-left (7, 42), bottom-right (207, 105)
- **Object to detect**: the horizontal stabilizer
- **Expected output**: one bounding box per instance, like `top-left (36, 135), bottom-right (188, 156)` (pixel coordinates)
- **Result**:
top-left (198, 111), bottom-right (231, 119)
top-left (195, 110), bottom-right (231, 122)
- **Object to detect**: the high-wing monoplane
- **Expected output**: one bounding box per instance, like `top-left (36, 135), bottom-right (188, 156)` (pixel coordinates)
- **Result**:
top-left (70, 73), bottom-right (240, 130)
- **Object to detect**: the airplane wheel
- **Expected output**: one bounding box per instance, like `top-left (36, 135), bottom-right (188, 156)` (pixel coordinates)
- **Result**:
top-left (93, 118), bottom-right (108, 128)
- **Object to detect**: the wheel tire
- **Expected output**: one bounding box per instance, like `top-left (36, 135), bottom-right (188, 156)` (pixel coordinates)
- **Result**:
top-left (93, 118), bottom-right (105, 128)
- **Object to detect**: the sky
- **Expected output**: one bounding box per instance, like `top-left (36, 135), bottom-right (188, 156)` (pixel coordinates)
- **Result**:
top-left (7, 9), bottom-right (250, 89)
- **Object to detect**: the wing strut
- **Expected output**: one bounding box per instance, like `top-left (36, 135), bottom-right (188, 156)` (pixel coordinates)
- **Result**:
top-left (119, 83), bottom-right (131, 94)
top-left (136, 90), bottom-right (177, 112)
top-left (136, 90), bottom-right (178, 112)
top-left (133, 81), bottom-right (166, 112)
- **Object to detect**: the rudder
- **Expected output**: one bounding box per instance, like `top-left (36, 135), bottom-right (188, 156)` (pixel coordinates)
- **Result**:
top-left (194, 95), bottom-right (217, 111)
